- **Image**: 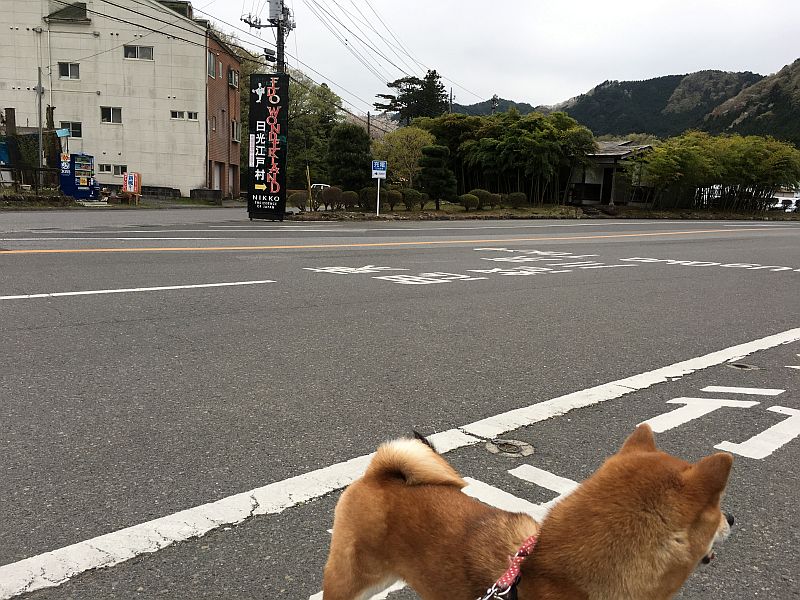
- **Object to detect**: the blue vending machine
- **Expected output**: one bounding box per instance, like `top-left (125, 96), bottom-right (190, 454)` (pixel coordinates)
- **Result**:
top-left (60, 153), bottom-right (99, 200)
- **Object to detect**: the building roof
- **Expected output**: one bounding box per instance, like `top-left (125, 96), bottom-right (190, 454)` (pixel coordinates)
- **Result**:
top-left (45, 2), bottom-right (91, 23)
top-left (588, 140), bottom-right (652, 159)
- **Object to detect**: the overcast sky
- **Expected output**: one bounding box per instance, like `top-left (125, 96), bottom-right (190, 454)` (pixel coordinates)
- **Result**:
top-left (207, 0), bottom-right (800, 113)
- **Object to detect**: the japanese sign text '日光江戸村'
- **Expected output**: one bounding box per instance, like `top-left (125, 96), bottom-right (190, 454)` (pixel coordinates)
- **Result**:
top-left (248, 73), bottom-right (289, 219)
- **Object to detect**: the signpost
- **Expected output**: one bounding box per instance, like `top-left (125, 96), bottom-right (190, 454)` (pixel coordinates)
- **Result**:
top-left (248, 73), bottom-right (289, 220)
top-left (371, 160), bottom-right (387, 216)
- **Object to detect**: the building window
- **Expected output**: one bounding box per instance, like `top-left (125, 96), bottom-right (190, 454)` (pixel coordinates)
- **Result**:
top-left (217, 60), bottom-right (223, 79)
top-left (210, 116), bottom-right (217, 131)
top-left (170, 110), bottom-right (186, 120)
top-left (113, 164), bottom-right (128, 177)
top-left (228, 68), bottom-right (239, 88)
top-left (98, 163), bottom-right (112, 173)
top-left (207, 50), bottom-right (215, 78)
top-left (187, 111), bottom-right (198, 121)
top-left (60, 121), bottom-right (82, 138)
top-left (231, 120), bottom-right (241, 142)
top-left (124, 45), bottom-right (153, 60)
top-left (101, 107), bottom-right (122, 124)
top-left (58, 62), bottom-right (80, 79)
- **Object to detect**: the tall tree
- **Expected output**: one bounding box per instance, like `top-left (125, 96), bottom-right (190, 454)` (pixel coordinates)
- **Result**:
top-left (417, 145), bottom-right (457, 210)
top-left (326, 123), bottom-right (372, 192)
top-left (371, 127), bottom-right (434, 188)
top-left (287, 73), bottom-right (343, 187)
top-left (374, 70), bottom-right (449, 125)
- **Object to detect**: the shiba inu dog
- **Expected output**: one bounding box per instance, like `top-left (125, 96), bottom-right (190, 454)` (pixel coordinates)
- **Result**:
top-left (322, 424), bottom-right (734, 600)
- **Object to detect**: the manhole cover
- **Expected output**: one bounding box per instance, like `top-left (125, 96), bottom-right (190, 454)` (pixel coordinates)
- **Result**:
top-left (486, 439), bottom-right (534, 457)
top-left (727, 363), bottom-right (761, 371)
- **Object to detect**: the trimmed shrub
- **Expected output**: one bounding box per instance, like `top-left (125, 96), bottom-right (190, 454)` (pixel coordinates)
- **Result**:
top-left (359, 186), bottom-right (386, 212)
top-left (288, 191), bottom-right (308, 211)
top-left (507, 192), bottom-right (528, 208)
top-left (321, 186), bottom-right (343, 210)
top-left (386, 190), bottom-right (403, 211)
top-left (460, 194), bottom-right (479, 211)
top-left (485, 193), bottom-right (502, 209)
top-left (341, 190), bottom-right (359, 210)
top-left (402, 188), bottom-right (424, 211)
top-left (468, 188), bottom-right (493, 210)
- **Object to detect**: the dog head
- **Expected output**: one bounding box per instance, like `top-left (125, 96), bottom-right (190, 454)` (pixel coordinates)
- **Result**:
top-left (534, 424), bottom-right (735, 599)
top-left (616, 424), bottom-right (735, 574)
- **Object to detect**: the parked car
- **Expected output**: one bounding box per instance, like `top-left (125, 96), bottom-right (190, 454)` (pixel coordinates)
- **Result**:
top-left (768, 196), bottom-right (800, 212)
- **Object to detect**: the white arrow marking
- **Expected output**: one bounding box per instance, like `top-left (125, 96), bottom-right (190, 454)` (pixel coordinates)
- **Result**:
top-left (641, 397), bottom-right (759, 433)
top-left (715, 406), bottom-right (800, 459)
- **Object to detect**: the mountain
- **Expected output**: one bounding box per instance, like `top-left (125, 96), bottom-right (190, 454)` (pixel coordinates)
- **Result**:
top-left (539, 70), bottom-right (763, 138)
top-left (451, 97), bottom-right (537, 116)
top-left (703, 59), bottom-right (800, 144)
top-left (450, 62), bottom-right (800, 146)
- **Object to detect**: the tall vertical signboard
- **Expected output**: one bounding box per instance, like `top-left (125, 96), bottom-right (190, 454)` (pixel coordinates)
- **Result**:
top-left (248, 73), bottom-right (289, 220)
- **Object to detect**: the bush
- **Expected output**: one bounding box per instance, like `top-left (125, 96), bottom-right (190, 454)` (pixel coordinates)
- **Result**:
top-left (321, 186), bottom-right (343, 210)
top-left (507, 192), bottom-right (528, 208)
top-left (402, 188), bottom-right (424, 211)
top-left (288, 191), bottom-right (308, 211)
top-left (359, 186), bottom-right (386, 212)
top-left (341, 190), bottom-right (359, 210)
top-left (486, 193), bottom-right (502, 209)
top-left (385, 190), bottom-right (403, 211)
top-left (468, 189), bottom-right (493, 210)
top-left (460, 193), bottom-right (479, 211)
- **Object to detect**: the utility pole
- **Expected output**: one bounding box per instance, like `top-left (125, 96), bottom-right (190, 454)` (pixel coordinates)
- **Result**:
top-left (242, 0), bottom-right (295, 73)
top-left (449, 88), bottom-right (453, 113)
top-left (36, 67), bottom-right (44, 190)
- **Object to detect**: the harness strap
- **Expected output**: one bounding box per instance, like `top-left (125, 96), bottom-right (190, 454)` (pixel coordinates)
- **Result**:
top-left (476, 534), bottom-right (538, 600)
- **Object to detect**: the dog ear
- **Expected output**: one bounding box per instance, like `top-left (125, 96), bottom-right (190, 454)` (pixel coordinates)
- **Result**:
top-left (685, 452), bottom-right (733, 498)
top-left (619, 424), bottom-right (657, 453)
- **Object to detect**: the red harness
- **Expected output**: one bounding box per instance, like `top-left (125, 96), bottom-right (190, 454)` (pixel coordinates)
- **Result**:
top-left (476, 534), bottom-right (538, 600)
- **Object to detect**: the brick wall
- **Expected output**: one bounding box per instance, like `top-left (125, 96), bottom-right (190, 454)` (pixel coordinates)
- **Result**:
top-left (206, 34), bottom-right (241, 197)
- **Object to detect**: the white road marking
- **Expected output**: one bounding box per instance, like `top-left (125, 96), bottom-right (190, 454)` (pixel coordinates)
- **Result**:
top-left (463, 477), bottom-right (548, 521)
top-left (716, 406), bottom-right (800, 459)
top-left (641, 398), bottom-right (760, 433)
top-left (461, 328), bottom-right (800, 439)
top-left (2, 327), bottom-right (800, 598)
top-left (0, 281), bottom-right (276, 301)
top-left (701, 386), bottom-right (785, 396)
top-left (0, 237), bottom-right (236, 241)
top-left (508, 464), bottom-right (580, 496)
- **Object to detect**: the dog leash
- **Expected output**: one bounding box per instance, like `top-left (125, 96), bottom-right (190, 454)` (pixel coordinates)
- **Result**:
top-left (476, 534), bottom-right (538, 600)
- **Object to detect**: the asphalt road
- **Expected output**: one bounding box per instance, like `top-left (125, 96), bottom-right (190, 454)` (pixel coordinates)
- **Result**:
top-left (1, 211), bottom-right (798, 599)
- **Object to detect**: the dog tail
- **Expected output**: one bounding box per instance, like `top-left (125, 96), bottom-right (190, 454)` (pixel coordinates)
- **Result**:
top-left (364, 438), bottom-right (467, 488)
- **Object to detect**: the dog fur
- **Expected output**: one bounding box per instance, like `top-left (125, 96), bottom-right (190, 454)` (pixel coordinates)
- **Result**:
top-left (322, 424), bottom-right (733, 600)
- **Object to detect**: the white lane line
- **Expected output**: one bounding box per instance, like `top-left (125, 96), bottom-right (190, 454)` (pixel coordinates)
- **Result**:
top-left (1, 327), bottom-right (799, 598)
top-left (0, 281), bottom-right (275, 301)
top-left (701, 386), bottom-right (785, 396)
top-left (0, 237), bottom-right (235, 241)
top-left (461, 328), bottom-right (800, 439)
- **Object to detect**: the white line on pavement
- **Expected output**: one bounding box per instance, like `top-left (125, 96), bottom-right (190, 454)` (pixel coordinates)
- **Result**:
top-left (0, 237), bottom-right (235, 241)
top-left (1, 327), bottom-right (799, 598)
top-left (701, 386), bottom-right (785, 395)
top-left (0, 281), bottom-right (276, 301)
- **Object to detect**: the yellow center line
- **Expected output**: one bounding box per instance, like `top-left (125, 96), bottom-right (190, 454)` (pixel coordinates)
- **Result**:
top-left (0, 228), bottom-right (777, 255)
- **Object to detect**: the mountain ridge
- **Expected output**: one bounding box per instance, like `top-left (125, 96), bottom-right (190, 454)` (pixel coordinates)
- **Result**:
top-left (450, 60), bottom-right (799, 145)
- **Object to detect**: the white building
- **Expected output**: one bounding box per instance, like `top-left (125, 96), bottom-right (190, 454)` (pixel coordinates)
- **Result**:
top-left (1, 0), bottom-right (210, 196)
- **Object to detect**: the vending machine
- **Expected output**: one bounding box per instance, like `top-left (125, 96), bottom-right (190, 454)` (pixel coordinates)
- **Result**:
top-left (60, 153), bottom-right (99, 200)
